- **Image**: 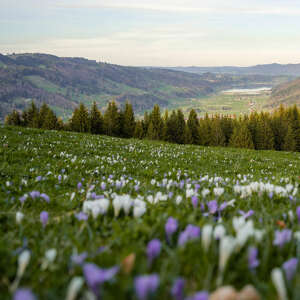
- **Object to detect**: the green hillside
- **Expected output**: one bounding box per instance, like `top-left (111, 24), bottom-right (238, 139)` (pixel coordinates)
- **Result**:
top-left (0, 53), bottom-right (283, 120)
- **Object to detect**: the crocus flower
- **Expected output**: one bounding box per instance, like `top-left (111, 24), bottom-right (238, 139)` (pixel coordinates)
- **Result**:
top-left (71, 252), bottom-right (88, 265)
top-left (66, 277), bottom-right (84, 300)
top-left (134, 274), bottom-right (160, 300)
top-left (40, 193), bottom-right (50, 203)
top-left (273, 230), bottom-right (292, 247)
top-left (14, 288), bottom-right (36, 300)
top-left (147, 239), bottom-right (161, 265)
top-left (16, 212), bottom-right (24, 224)
top-left (75, 212), bottom-right (88, 221)
top-left (191, 196), bottom-right (198, 208)
top-left (271, 268), bottom-right (288, 300)
top-left (207, 201), bottom-right (218, 214)
top-left (248, 247), bottom-right (259, 270)
top-left (202, 225), bottom-right (213, 252)
top-left (83, 263), bottom-right (119, 295)
top-left (171, 278), bottom-right (185, 300)
top-left (178, 225), bottom-right (201, 247)
top-left (165, 217), bottom-right (178, 242)
top-left (40, 211), bottom-right (49, 227)
top-left (77, 182), bottom-right (82, 189)
top-left (29, 191), bottom-right (40, 199)
top-left (282, 258), bottom-right (298, 281)
top-left (19, 195), bottom-right (28, 204)
top-left (185, 291), bottom-right (209, 300)
top-left (239, 210), bottom-right (254, 219)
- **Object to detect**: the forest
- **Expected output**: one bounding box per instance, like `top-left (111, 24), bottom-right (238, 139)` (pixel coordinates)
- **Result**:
top-left (5, 101), bottom-right (300, 152)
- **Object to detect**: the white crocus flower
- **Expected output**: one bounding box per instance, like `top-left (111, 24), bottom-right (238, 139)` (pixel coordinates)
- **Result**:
top-left (214, 187), bottom-right (224, 197)
top-left (42, 248), bottom-right (57, 270)
top-left (202, 225), bottom-right (213, 252)
top-left (133, 199), bottom-right (147, 218)
top-left (11, 250), bottom-right (31, 291)
top-left (123, 196), bottom-right (133, 215)
top-left (16, 212), bottom-right (24, 224)
top-left (83, 199), bottom-right (110, 219)
top-left (175, 195), bottom-right (183, 205)
top-left (66, 277), bottom-right (84, 300)
top-left (271, 268), bottom-right (288, 300)
top-left (112, 197), bottom-right (122, 217)
top-left (294, 231), bottom-right (300, 242)
top-left (202, 189), bottom-right (210, 198)
top-left (214, 224), bottom-right (226, 240)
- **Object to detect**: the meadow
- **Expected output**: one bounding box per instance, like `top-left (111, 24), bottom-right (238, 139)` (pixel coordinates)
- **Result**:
top-left (0, 125), bottom-right (299, 299)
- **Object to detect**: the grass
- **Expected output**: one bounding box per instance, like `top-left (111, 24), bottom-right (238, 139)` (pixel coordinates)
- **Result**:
top-left (0, 125), bottom-right (299, 299)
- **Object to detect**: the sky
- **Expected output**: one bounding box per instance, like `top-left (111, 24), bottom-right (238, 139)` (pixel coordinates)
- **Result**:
top-left (1, 0), bottom-right (300, 66)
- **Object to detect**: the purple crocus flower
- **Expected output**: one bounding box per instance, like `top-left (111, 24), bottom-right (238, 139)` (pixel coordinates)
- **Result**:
top-left (297, 206), bottom-right (300, 224)
top-left (134, 274), bottom-right (160, 300)
top-left (147, 239), bottom-right (161, 265)
top-left (168, 192), bottom-right (174, 199)
top-left (30, 191), bottom-right (40, 199)
top-left (179, 180), bottom-right (185, 189)
top-left (75, 212), bottom-right (88, 221)
top-left (40, 211), bottom-right (48, 227)
top-left (36, 176), bottom-right (42, 182)
top-left (40, 193), bottom-right (50, 203)
top-left (191, 196), bottom-right (198, 209)
top-left (77, 182), bottom-right (82, 189)
top-left (219, 202), bottom-right (227, 211)
top-left (83, 263), bottom-right (119, 295)
top-left (248, 247), bottom-right (259, 270)
top-left (101, 182), bottom-right (106, 190)
top-left (207, 201), bottom-right (218, 214)
top-left (165, 217), bottom-right (178, 242)
top-left (178, 225), bottom-right (201, 247)
top-left (171, 278), bottom-right (185, 300)
top-left (14, 288), bottom-right (36, 300)
top-left (273, 229), bottom-right (292, 247)
top-left (58, 175), bottom-right (62, 182)
top-left (19, 195), bottom-right (27, 204)
top-left (185, 291), bottom-right (209, 300)
top-left (239, 210), bottom-right (254, 219)
top-left (282, 258), bottom-right (298, 281)
top-left (71, 252), bottom-right (88, 265)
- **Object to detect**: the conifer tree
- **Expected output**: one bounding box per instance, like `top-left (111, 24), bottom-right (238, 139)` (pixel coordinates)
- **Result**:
top-left (283, 125), bottom-right (296, 152)
top-left (184, 124), bottom-right (193, 144)
top-left (5, 110), bottom-right (21, 126)
top-left (175, 109), bottom-right (186, 144)
top-left (90, 101), bottom-right (103, 134)
top-left (210, 116), bottom-right (226, 146)
top-left (38, 103), bottom-right (51, 128)
top-left (43, 109), bottom-right (58, 130)
top-left (256, 113), bottom-right (274, 150)
top-left (148, 105), bottom-right (163, 140)
top-left (122, 102), bottom-right (135, 138)
top-left (70, 103), bottom-right (90, 133)
top-left (103, 101), bottom-right (120, 136)
top-left (134, 120), bottom-right (144, 139)
top-left (187, 109), bottom-right (200, 144)
top-left (198, 114), bottom-right (211, 146)
top-left (229, 123), bottom-right (254, 149)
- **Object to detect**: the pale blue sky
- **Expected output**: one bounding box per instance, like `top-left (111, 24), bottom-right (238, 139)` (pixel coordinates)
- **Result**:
top-left (1, 0), bottom-right (300, 66)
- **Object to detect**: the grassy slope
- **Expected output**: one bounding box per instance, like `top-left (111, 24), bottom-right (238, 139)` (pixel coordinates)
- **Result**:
top-left (0, 126), bottom-right (300, 299)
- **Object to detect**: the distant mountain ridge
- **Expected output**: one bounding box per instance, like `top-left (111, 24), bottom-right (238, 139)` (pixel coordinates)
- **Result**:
top-left (163, 63), bottom-right (300, 76)
top-left (0, 53), bottom-right (287, 120)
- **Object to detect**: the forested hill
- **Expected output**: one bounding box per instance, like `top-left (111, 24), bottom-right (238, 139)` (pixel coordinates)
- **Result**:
top-left (0, 53), bottom-right (279, 120)
top-left (268, 77), bottom-right (300, 108)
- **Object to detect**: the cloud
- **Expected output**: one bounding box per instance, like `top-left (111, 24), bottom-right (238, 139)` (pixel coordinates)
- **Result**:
top-left (55, 0), bottom-right (300, 15)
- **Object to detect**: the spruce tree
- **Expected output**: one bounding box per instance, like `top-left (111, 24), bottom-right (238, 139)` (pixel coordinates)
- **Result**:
top-left (5, 110), bottom-right (21, 126)
top-left (70, 103), bottom-right (90, 133)
top-left (256, 113), bottom-right (274, 150)
top-left (90, 101), bottom-right (103, 134)
top-left (187, 109), bottom-right (200, 144)
top-left (43, 109), bottom-right (58, 130)
top-left (210, 116), bottom-right (226, 146)
top-left (229, 123), bottom-right (254, 149)
top-left (283, 125), bottom-right (296, 152)
top-left (103, 101), bottom-right (120, 136)
top-left (123, 102), bottom-right (135, 138)
top-left (134, 120), bottom-right (144, 139)
top-left (148, 105), bottom-right (163, 140)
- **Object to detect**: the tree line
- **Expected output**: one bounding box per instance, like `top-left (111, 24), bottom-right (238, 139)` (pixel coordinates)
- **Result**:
top-left (5, 101), bottom-right (300, 152)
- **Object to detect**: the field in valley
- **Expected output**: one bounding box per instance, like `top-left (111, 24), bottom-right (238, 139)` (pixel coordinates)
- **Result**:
top-left (0, 126), bottom-right (300, 299)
